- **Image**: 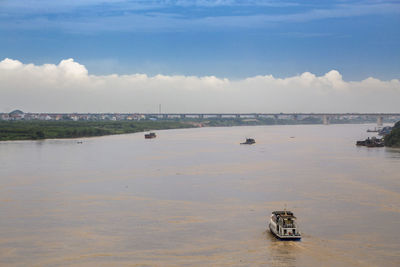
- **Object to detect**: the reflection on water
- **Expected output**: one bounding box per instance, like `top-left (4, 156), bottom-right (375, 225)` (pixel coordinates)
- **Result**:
top-left (265, 231), bottom-right (298, 267)
top-left (0, 124), bottom-right (399, 266)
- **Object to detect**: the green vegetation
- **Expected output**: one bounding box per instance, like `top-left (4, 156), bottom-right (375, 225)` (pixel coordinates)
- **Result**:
top-left (384, 121), bottom-right (400, 148)
top-left (0, 120), bottom-right (195, 141)
top-left (3, 118), bottom-right (400, 143)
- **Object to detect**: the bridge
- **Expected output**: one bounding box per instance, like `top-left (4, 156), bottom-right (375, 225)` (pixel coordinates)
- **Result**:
top-left (3, 112), bottom-right (399, 125)
top-left (138, 113), bottom-right (400, 125)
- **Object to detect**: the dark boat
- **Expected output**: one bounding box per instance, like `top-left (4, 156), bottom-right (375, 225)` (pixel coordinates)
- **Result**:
top-left (145, 132), bottom-right (157, 139)
top-left (241, 138), bottom-right (255, 145)
top-left (356, 137), bottom-right (384, 147)
top-left (356, 140), bottom-right (366, 146)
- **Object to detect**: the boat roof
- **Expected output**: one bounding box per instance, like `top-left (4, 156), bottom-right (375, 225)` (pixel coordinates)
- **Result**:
top-left (272, 211), bottom-right (296, 218)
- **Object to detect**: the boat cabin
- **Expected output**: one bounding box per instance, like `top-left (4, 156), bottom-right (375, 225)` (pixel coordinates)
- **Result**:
top-left (270, 211), bottom-right (300, 238)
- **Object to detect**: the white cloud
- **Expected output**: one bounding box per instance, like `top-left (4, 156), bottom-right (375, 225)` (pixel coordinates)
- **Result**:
top-left (0, 58), bottom-right (399, 113)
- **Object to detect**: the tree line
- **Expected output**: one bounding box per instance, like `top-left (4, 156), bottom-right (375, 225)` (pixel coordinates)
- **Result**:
top-left (0, 120), bottom-right (194, 141)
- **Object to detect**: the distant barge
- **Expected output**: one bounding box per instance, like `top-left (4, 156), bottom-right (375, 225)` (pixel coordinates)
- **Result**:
top-left (241, 138), bottom-right (255, 145)
top-left (367, 127), bottom-right (381, 133)
top-left (145, 132), bottom-right (157, 139)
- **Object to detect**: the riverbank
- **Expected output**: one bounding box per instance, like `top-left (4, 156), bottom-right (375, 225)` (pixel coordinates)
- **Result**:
top-left (2, 119), bottom-right (399, 142)
top-left (0, 120), bottom-right (196, 141)
top-left (384, 121), bottom-right (400, 148)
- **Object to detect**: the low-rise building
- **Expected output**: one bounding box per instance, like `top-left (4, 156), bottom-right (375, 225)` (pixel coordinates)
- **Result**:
top-left (9, 110), bottom-right (25, 120)
top-left (1, 113), bottom-right (10, 120)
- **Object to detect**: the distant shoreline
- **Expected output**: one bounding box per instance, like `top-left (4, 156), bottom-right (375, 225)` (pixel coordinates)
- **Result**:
top-left (0, 119), bottom-right (396, 142)
top-left (0, 120), bottom-right (196, 141)
top-left (384, 121), bottom-right (400, 148)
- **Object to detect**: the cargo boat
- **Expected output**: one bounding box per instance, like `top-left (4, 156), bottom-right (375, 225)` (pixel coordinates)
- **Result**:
top-left (269, 210), bottom-right (301, 240)
top-left (356, 137), bottom-right (384, 147)
top-left (145, 132), bottom-right (157, 139)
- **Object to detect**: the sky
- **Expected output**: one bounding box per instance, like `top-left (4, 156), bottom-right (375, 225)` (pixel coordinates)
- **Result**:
top-left (0, 0), bottom-right (400, 113)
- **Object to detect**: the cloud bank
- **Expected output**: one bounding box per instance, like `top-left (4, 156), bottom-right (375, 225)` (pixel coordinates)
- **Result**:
top-left (0, 58), bottom-right (399, 113)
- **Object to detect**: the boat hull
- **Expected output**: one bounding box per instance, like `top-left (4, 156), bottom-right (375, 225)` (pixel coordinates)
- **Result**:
top-left (240, 138), bottom-right (255, 145)
top-left (269, 222), bottom-right (301, 240)
top-left (145, 133), bottom-right (157, 139)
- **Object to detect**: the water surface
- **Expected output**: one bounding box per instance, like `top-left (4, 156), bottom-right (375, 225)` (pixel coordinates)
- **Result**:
top-left (0, 124), bottom-right (399, 266)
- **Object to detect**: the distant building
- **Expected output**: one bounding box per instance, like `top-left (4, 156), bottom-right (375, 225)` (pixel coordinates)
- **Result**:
top-left (127, 114), bottom-right (142, 121)
top-left (9, 109), bottom-right (25, 120)
top-left (71, 115), bottom-right (79, 121)
top-left (54, 115), bottom-right (63, 120)
top-left (1, 113), bottom-right (10, 120)
top-left (39, 114), bottom-right (52, 120)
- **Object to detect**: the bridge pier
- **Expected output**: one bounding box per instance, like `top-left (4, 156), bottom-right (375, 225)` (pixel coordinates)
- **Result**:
top-left (377, 116), bottom-right (383, 126)
top-left (180, 114), bottom-right (186, 119)
top-left (322, 115), bottom-right (330, 125)
top-left (199, 114), bottom-right (204, 119)
top-left (235, 114), bottom-right (240, 119)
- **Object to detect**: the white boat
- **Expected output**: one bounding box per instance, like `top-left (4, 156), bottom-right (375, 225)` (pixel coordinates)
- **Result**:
top-left (269, 210), bottom-right (301, 240)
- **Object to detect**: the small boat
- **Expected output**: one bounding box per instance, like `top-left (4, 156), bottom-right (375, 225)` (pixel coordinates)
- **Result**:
top-left (145, 132), bottom-right (157, 139)
top-left (269, 210), bottom-right (301, 240)
top-left (367, 127), bottom-right (381, 133)
top-left (241, 138), bottom-right (255, 145)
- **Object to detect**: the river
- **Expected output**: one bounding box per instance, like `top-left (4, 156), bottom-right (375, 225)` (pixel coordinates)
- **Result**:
top-left (0, 124), bottom-right (399, 266)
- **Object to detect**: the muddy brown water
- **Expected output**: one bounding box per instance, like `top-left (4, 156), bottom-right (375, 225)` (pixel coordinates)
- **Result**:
top-left (0, 124), bottom-right (399, 266)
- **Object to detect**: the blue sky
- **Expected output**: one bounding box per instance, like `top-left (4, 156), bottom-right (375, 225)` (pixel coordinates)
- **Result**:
top-left (1, 0), bottom-right (400, 80)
